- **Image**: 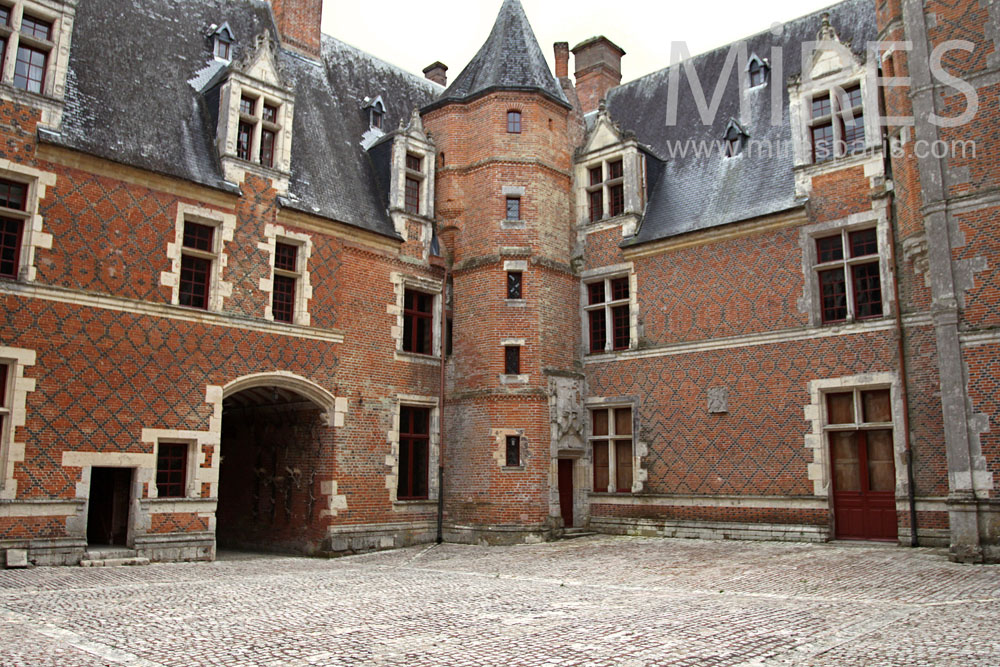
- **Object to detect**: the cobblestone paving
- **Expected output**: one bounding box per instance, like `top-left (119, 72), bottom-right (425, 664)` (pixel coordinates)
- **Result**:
top-left (1, 536), bottom-right (999, 666)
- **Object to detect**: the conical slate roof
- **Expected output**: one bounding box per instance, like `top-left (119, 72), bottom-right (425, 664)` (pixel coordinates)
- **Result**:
top-left (424, 0), bottom-right (569, 110)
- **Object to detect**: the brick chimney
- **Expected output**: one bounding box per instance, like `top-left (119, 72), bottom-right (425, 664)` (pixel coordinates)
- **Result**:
top-left (554, 42), bottom-right (569, 79)
top-left (271, 0), bottom-right (323, 59)
top-left (423, 61), bottom-right (448, 87)
top-left (571, 36), bottom-right (625, 114)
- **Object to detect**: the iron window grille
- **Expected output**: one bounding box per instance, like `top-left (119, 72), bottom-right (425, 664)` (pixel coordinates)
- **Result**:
top-left (507, 271), bottom-right (522, 300)
top-left (505, 435), bottom-right (521, 467)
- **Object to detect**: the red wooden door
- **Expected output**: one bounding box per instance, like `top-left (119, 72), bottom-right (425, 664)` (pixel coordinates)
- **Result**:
top-left (831, 429), bottom-right (897, 541)
top-left (558, 459), bottom-right (574, 528)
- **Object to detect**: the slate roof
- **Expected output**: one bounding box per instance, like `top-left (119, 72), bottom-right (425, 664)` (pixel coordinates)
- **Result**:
top-left (43, 0), bottom-right (441, 239)
top-left (424, 0), bottom-right (569, 112)
top-left (606, 0), bottom-right (877, 245)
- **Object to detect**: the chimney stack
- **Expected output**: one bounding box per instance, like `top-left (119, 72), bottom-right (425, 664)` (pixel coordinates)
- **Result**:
top-left (423, 61), bottom-right (449, 87)
top-left (571, 36), bottom-right (625, 114)
top-left (271, 0), bottom-right (323, 59)
top-left (554, 42), bottom-right (569, 79)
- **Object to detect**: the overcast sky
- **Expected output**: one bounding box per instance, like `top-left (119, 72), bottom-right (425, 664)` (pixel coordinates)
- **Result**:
top-left (322, 0), bottom-right (843, 83)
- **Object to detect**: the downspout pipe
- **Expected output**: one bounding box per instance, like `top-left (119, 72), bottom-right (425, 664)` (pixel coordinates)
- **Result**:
top-left (436, 262), bottom-right (450, 545)
top-left (878, 66), bottom-right (919, 547)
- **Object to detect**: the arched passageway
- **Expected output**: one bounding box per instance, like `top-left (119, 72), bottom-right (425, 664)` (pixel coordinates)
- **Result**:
top-left (216, 383), bottom-right (332, 554)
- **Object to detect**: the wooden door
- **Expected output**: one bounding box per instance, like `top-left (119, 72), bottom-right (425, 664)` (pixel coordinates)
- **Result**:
top-left (831, 430), bottom-right (897, 541)
top-left (558, 459), bottom-right (574, 528)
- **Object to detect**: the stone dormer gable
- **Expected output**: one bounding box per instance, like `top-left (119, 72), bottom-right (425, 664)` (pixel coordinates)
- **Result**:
top-left (808, 12), bottom-right (858, 81)
top-left (581, 104), bottom-right (630, 155)
top-left (233, 31), bottom-right (284, 87)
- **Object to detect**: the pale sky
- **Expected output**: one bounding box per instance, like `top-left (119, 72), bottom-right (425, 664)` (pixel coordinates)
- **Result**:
top-left (322, 0), bottom-right (843, 84)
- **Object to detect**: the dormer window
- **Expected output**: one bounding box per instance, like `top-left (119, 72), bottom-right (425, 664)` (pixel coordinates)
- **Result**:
top-left (723, 121), bottom-right (747, 158)
top-left (809, 83), bottom-right (866, 163)
top-left (747, 55), bottom-right (769, 87)
top-left (212, 22), bottom-right (235, 61)
top-left (586, 158), bottom-right (625, 221)
top-left (233, 92), bottom-right (282, 168)
top-left (366, 97), bottom-right (386, 130)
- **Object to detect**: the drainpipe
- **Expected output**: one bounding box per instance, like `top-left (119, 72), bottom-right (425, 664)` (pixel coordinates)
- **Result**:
top-left (436, 261), bottom-right (450, 545)
top-left (878, 66), bottom-right (919, 547)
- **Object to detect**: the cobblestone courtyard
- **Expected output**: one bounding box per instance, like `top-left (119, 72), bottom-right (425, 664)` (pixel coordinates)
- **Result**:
top-left (1, 536), bottom-right (999, 666)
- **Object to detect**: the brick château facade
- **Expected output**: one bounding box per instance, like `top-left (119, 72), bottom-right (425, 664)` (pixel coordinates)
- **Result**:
top-left (0, 0), bottom-right (998, 566)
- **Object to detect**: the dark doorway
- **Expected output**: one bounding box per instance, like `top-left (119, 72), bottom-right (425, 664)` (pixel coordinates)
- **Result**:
top-left (216, 386), bottom-right (329, 554)
top-left (831, 430), bottom-right (897, 541)
top-left (558, 458), bottom-right (574, 528)
top-left (87, 467), bottom-right (132, 546)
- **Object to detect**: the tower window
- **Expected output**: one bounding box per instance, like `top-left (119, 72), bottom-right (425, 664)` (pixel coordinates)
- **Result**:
top-left (505, 435), bottom-right (521, 467)
top-left (504, 345), bottom-right (521, 375)
top-left (507, 110), bottom-right (522, 134)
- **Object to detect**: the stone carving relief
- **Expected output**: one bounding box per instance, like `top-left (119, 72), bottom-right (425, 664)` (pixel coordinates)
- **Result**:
top-left (708, 387), bottom-right (729, 414)
top-left (548, 376), bottom-right (586, 452)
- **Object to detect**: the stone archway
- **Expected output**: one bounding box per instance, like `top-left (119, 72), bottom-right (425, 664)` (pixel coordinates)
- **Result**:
top-left (215, 373), bottom-right (336, 554)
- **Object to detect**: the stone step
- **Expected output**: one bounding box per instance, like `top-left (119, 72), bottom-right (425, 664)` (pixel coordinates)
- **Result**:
top-left (80, 556), bottom-right (150, 567)
top-left (560, 530), bottom-right (598, 540)
top-left (84, 548), bottom-right (138, 561)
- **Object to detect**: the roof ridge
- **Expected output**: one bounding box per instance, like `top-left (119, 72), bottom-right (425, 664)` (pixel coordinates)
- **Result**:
top-left (320, 33), bottom-right (443, 93)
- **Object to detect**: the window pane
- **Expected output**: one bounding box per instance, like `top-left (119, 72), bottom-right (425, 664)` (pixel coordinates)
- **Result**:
top-left (182, 222), bottom-right (214, 252)
top-left (849, 229), bottom-right (878, 258)
top-left (843, 85), bottom-right (863, 110)
top-left (179, 255), bottom-right (211, 309)
top-left (262, 104), bottom-right (278, 124)
top-left (0, 7), bottom-right (9, 25)
top-left (507, 111), bottom-right (521, 133)
top-left (406, 154), bottom-right (422, 171)
top-left (237, 121), bottom-right (253, 160)
top-left (827, 392), bottom-right (855, 425)
top-left (615, 441), bottom-right (632, 492)
top-left (0, 180), bottom-right (27, 211)
top-left (591, 409), bottom-right (609, 437)
top-left (272, 274), bottom-right (296, 323)
top-left (504, 346), bottom-right (520, 374)
top-left (0, 217), bottom-right (23, 278)
top-left (866, 430), bottom-right (895, 492)
top-left (21, 14), bottom-right (51, 40)
top-left (812, 94), bottom-right (832, 118)
top-left (411, 438), bottom-right (428, 498)
top-left (156, 443), bottom-right (187, 498)
top-left (609, 184), bottom-right (624, 216)
top-left (588, 190), bottom-right (603, 222)
top-left (397, 437), bottom-right (412, 497)
top-left (610, 277), bottom-right (629, 301)
top-left (812, 123), bottom-right (834, 162)
top-left (405, 177), bottom-right (420, 214)
top-left (507, 271), bottom-right (522, 300)
top-left (240, 96), bottom-right (255, 116)
top-left (274, 242), bottom-right (297, 272)
top-left (819, 268), bottom-right (847, 322)
top-left (587, 281), bottom-right (605, 305)
top-left (505, 435), bottom-right (520, 467)
top-left (843, 115), bottom-right (865, 154)
top-left (506, 197), bottom-right (520, 221)
top-left (260, 129), bottom-right (276, 168)
top-left (13, 45), bottom-right (46, 94)
top-left (611, 304), bottom-right (630, 350)
top-left (852, 262), bottom-right (883, 319)
top-left (589, 166), bottom-right (603, 186)
top-left (816, 235), bottom-right (844, 263)
top-left (831, 432), bottom-right (860, 491)
top-left (593, 441), bottom-right (609, 491)
top-left (862, 389), bottom-right (892, 424)
top-left (588, 309), bottom-right (606, 353)
top-left (608, 160), bottom-right (623, 180)
top-left (749, 62), bottom-right (766, 86)
top-left (416, 313), bottom-right (432, 355)
top-left (614, 408), bottom-right (632, 436)
top-left (0, 364), bottom-right (7, 405)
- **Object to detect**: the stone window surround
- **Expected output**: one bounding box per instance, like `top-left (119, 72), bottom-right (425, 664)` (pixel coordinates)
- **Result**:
top-left (387, 394), bottom-right (440, 507)
top-left (161, 203), bottom-right (235, 313)
top-left (257, 223), bottom-right (313, 326)
top-left (799, 210), bottom-right (894, 328)
top-left (804, 373), bottom-right (908, 500)
top-left (501, 186), bottom-right (526, 229)
top-left (390, 134), bottom-right (435, 222)
top-left (579, 263), bottom-right (639, 355)
top-left (0, 159), bottom-right (53, 283)
top-left (145, 430), bottom-right (216, 500)
top-left (500, 337), bottom-right (528, 385)
top-left (0, 346), bottom-right (36, 499)
top-left (0, 0), bottom-right (74, 102)
top-left (490, 427), bottom-right (526, 470)
top-left (585, 395), bottom-right (647, 494)
top-left (789, 51), bottom-right (878, 168)
top-left (390, 272), bottom-right (443, 364)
